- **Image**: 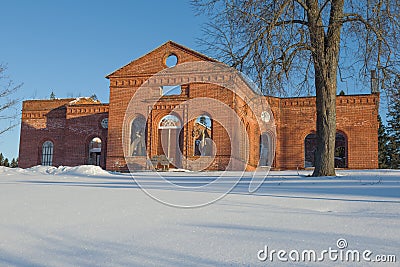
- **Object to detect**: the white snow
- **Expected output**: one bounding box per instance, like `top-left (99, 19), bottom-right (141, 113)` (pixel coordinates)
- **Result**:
top-left (27, 165), bottom-right (112, 177)
top-left (0, 166), bottom-right (399, 266)
top-left (68, 97), bottom-right (100, 105)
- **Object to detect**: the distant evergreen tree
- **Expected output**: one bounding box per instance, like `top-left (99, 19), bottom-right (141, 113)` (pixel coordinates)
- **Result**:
top-left (0, 153), bottom-right (16, 167)
top-left (3, 158), bottom-right (9, 167)
top-left (90, 94), bottom-right (98, 101)
top-left (378, 115), bottom-right (390, 168)
top-left (387, 78), bottom-right (400, 169)
top-left (50, 91), bottom-right (56, 100)
top-left (10, 158), bottom-right (18, 168)
top-left (338, 90), bottom-right (345, 96)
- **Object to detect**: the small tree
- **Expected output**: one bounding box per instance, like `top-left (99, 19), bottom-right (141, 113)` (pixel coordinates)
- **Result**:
top-left (0, 153), bottom-right (4, 166)
top-left (3, 158), bottom-right (9, 167)
top-left (10, 158), bottom-right (18, 168)
top-left (378, 115), bottom-right (390, 168)
top-left (90, 94), bottom-right (98, 101)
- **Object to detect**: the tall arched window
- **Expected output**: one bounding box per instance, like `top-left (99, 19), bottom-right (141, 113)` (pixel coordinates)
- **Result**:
top-left (130, 116), bottom-right (146, 156)
top-left (304, 133), bottom-right (317, 167)
top-left (259, 133), bottom-right (272, 166)
top-left (89, 137), bottom-right (102, 166)
top-left (335, 132), bottom-right (348, 168)
top-left (42, 141), bottom-right (54, 166)
top-left (193, 115), bottom-right (212, 156)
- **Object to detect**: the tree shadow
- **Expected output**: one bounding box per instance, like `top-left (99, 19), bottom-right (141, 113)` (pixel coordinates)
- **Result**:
top-left (16, 170), bottom-right (400, 204)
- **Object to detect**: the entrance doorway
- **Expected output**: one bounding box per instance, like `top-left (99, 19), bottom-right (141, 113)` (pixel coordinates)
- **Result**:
top-left (89, 137), bottom-right (102, 166)
top-left (158, 115), bottom-right (182, 168)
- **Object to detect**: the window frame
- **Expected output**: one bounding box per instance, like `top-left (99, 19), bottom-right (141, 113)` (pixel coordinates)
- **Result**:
top-left (41, 141), bottom-right (54, 166)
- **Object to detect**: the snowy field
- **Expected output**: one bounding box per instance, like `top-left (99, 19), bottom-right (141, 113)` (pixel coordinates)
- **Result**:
top-left (0, 166), bottom-right (399, 266)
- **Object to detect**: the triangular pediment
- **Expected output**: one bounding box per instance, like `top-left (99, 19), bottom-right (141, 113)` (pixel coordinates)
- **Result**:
top-left (106, 41), bottom-right (218, 78)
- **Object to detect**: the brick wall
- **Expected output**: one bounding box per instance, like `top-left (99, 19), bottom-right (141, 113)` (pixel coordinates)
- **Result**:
top-left (19, 99), bottom-right (109, 168)
top-left (272, 94), bottom-right (379, 169)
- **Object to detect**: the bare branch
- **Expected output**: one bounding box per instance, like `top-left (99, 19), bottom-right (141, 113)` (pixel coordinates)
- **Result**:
top-left (342, 13), bottom-right (390, 46)
top-left (0, 64), bottom-right (22, 135)
top-left (293, 0), bottom-right (309, 11)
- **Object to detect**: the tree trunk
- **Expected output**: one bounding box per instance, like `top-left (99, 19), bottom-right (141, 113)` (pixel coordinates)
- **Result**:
top-left (312, 70), bottom-right (337, 176)
top-left (307, 0), bottom-right (344, 176)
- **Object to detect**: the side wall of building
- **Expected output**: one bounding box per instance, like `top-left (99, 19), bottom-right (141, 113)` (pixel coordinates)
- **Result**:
top-left (19, 99), bottom-right (109, 168)
top-left (273, 94), bottom-right (379, 169)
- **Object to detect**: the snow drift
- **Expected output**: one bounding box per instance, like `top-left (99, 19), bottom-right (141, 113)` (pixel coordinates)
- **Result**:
top-left (26, 165), bottom-right (112, 176)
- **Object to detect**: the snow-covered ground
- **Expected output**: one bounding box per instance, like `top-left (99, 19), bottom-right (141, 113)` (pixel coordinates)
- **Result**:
top-left (0, 166), bottom-right (399, 266)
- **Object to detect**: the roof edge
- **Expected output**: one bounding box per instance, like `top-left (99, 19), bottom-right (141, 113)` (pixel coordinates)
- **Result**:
top-left (105, 40), bottom-right (219, 79)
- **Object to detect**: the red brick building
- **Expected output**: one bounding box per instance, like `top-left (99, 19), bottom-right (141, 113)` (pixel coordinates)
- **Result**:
top-left (19, 41), bottom-right (379, 170)
top-left (19, 98), bottom-right (109, 169)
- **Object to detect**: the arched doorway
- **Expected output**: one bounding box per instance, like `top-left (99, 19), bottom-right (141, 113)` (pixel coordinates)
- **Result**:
top-left (304, 131), bottom-right (348, 168)
top-left (89, 137), bottom-right (102, 166)
top-left (158, 115), bottom-right (182, 168)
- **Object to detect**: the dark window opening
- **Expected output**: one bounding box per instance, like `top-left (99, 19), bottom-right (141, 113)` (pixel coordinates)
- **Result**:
top-left (42, 141), bottom-right (54, 166)
top-left (89, 137), bottom-right (102, 166)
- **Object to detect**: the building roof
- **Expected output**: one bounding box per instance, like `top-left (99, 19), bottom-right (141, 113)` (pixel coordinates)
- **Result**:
top-left (105, 40), bottom-right (218, 79)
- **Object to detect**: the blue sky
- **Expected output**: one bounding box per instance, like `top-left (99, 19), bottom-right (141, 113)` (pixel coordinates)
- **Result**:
top-left (0, 0), bottom-right (207, 159)
top-left (0, 1), bottom-right (387, 160)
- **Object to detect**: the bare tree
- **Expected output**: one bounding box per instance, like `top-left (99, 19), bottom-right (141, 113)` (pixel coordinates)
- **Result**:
top-left (193, 0), bottom-right (400, 176)
top-left (0, 64), bottom-right (22, 135)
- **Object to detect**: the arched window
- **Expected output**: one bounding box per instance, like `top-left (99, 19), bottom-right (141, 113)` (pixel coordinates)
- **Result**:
top-left (335, 132), bottom-right (348, 168)
top-left (159, 115), bottom-right (181, 129)
top-left (304, 133), bottom-right (317, 167)
top-left (259, 133), bottom-right (272, 166)
top-left (193, 115), bottom-right (212, 156)
top-left (130, 116), bottom-right (146, 156)
top-left (89, 137), bottom-right (102, 166)
top-left (42, 141), bottom-right (54, 166)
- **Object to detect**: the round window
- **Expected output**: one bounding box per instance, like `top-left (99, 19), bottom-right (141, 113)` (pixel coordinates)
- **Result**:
top-left (101, 118), bottom-right (108, 129)
top-left (165, 54), bottom-right (178, 67)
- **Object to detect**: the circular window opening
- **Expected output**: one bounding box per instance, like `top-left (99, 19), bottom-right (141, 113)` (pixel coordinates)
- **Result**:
top-left (166, 54), bottom-right (178, 67)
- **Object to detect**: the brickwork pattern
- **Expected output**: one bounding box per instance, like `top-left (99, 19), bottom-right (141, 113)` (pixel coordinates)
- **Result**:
top-left (19, 99), bottom-right (109, 168)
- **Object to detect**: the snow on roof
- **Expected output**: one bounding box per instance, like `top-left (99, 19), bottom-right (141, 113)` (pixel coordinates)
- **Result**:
top-left (68, 97), bottom-right (100, 105)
